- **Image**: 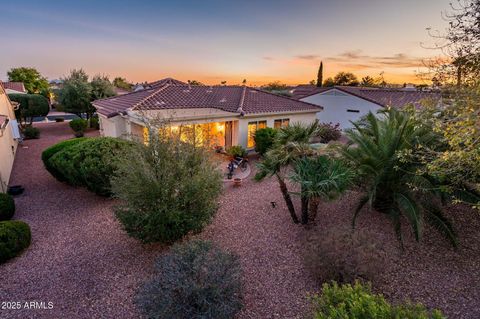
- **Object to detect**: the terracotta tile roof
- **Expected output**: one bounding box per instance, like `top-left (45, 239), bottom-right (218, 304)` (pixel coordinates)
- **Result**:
top-left (0, 81), bottom-right (27, 93)
top-left (93, 78), bottom-right (322, 118)
top-left (291, 85), bottom-right (330, 99)
top-left (292, 85), bottom-right (440, 108)
top-left (148, 77), bottom-right (187, 88)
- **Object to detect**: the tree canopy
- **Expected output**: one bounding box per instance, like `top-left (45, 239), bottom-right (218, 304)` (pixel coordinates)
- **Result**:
top-left (58, 69), bottom-right (117, 120)
top-left (332, 72), bottom-right (359, 86)
top-left (7, 67), bottom-right (50, 97)
top-left (91, 75), bottom-right (116, 100)
top-left (113, 77), bottom-right (132, 90)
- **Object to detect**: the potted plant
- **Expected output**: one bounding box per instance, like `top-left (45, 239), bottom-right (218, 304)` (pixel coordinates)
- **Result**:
top-left (226, 145), bottom-right (247, 160)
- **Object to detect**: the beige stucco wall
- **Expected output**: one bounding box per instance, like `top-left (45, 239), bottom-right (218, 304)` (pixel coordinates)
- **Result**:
top-left (99, 108), bottom-right (320, 150)
top-left (0, 87), bottom-right (19, 192)
top-left (237, 112), bottom-right (318, 149)
top-left (98, 114), bottom-right (127, 138)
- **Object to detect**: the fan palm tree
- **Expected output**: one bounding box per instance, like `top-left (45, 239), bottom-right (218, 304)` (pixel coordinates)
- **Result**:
top-left (342, 108), bottom-right (457, 247)
top-left (290, 156), bottom-right (353, 223)
top-left (255, 121), bottom-right (320, 224)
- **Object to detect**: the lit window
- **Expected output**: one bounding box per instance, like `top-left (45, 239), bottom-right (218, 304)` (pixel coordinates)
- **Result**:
top-left (274, 118), bottom-right (290, 128)
top-left (247, 120), bottom-right (267, 148)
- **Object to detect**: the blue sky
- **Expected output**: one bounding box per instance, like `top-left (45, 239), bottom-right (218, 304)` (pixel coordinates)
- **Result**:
top-left (1, 0), bottom-right (451, 84)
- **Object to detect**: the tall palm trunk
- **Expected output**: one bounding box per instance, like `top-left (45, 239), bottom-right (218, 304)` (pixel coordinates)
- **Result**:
top-left (308, 197), bottom-right (320, 223)
top-left (301, 190), bottom-right (309, 225)
top-left (276, 173), bottom-right (299, 224)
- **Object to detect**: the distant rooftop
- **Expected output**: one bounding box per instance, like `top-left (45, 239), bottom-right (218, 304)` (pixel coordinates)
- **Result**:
top-left (291, 85), bottom-right (440, 108)
top-left (0, 81), bottom-right (27, 93)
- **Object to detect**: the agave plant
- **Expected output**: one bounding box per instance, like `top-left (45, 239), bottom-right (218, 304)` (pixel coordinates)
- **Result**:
top-left (290, 155), bottom-right (353, 223)
top-left (342, 108), bottom-right (457, 247)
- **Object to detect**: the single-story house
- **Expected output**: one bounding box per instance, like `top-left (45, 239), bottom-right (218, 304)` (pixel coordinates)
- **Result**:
top-left (93, 78), bottom-right (322, 149)
top-left (0, 81), bottom-right (27, 95)
top-left (0, 83), bottom-right (20, 192)
top-left (292, 85), bottom-right (440, 129)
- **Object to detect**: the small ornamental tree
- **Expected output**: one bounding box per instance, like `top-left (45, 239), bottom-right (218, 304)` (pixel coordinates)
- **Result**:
top-left (58, 69), bottom-right (94, 120)
top-left (111, 131), bottom-right (222, 243)
top-left (8, 94), bottom-right (49, 127)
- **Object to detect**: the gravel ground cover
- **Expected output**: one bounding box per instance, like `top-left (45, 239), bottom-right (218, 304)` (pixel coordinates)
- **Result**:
top-left (1, 122), bottom-right (479, 318)
top-left (0, 123), bottom-right (161, 319)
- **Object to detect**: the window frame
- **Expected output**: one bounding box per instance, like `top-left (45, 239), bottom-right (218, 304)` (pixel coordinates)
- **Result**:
top-left (247, 120), bottom-right (267, 148)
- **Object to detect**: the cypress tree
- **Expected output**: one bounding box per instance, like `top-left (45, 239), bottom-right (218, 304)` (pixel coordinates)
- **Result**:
top-left (316, 61), bottom-right (323, 87)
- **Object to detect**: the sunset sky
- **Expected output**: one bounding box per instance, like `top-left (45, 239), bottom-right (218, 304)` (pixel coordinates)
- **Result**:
top-left (1, 0), bottom-right (451, 85)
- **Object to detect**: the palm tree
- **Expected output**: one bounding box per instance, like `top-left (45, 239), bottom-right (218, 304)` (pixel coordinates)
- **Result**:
top-left (342, 108), bottom-right (457, 247)
top-left (290, 156), bottom-right (353, 223)
top-left (255, 121), bottom-right (320, 224)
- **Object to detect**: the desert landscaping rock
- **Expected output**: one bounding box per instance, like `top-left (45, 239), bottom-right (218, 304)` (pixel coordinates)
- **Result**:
top-left (1, 122), bottom-right (479, 318)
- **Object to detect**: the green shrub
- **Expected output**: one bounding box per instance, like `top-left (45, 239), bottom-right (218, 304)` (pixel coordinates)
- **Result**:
top-left (136, 240), bottom-right (243, 319)
top-left (0, 193), bottom-right (15, 221)
top-left (227, 145), bottom-right (247, 158)
top-left (253, 127), bottom-right (277, 155)
top-left (8, 93), bottom-right (49, 126)
top-left (41, 137), bottom-right (88, 181)
top-left (89, 116), bottom-right (100, 130)
top-left (112, 135), bottom-right (222, 243)
top-left (311, 281), bottom-right (445, 319)
top-left (303, 226), bottom-right (384, 284)
top-left (47, 137), bottom-right (132, 196)
top-left (0, 220), bottom-right (31, 263)
top-left (317, 122), bottom-right (341, 143)
top-left (69, 118), bottom-right (88, 137)
top-left (23, 126), bottom-right (40, 139)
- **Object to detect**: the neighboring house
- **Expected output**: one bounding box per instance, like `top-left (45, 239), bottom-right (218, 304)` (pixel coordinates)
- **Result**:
top-left (93, 78), bottom-right (322, 150)
top-left (0, 83), bottom-right (20, 192)
top-left (133, 78), bottom-right (187, 92)
top-left (0, 81), bottom-right (27, 95)
top-left (292, 85), bottom-right (440, 129)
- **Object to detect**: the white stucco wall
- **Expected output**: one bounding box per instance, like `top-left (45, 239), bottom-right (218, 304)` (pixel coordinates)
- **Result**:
top-left (0, 89), bottom-right (18, 192)
top-left (301, 89), bottom-right (381, 129)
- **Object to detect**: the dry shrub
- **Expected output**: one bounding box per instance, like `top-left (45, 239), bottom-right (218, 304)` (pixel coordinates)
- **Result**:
top-left (303, 226), bottom-right (385, 284)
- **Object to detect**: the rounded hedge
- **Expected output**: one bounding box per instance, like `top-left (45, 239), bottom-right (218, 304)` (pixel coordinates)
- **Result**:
top-left (0, 193), bottom-right (15, 221)
top-left (136, 240), bottom-right (243, 319)
top-left (0, 220), bottom-right (31, 263)
top-left (69, 118), bottom-right (88, 133)
top-left (42, 137), bottom-right (88, 181)
top-left (23, 126), bottom-right (40, 139)
top-left (46, 137), bottom-right (133, 196)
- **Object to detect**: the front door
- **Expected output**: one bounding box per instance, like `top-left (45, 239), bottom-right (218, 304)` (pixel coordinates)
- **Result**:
top-left (225, 121), bottom-right (233, 148)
